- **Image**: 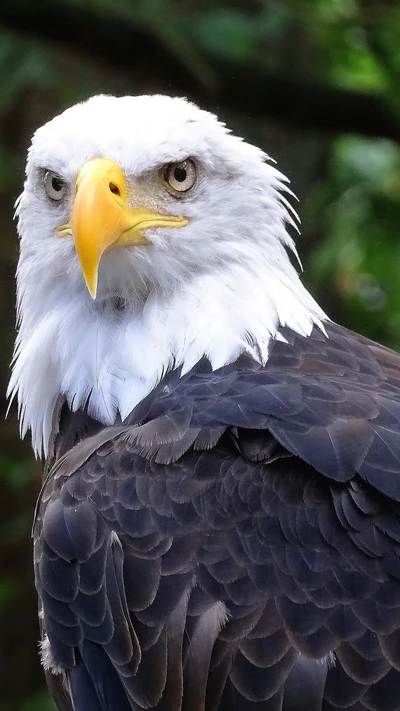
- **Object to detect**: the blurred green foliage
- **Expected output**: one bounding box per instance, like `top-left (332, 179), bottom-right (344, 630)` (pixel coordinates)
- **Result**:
top-left (306, 136), bottom-right (400, 349)
top-left (16, 692), bottom-right (56, 711)
top-left (0, 0), bottom-right (400, 709)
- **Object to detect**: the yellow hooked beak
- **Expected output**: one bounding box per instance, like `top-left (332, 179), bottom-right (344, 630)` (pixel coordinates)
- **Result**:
top-left (56, 158), bottom-right (188, 298)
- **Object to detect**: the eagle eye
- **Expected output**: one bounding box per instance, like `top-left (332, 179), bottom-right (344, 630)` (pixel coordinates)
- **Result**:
top-left (162, 159), bottom-right (196, 195)
top-left (44, 171), bottom-right (67, 202)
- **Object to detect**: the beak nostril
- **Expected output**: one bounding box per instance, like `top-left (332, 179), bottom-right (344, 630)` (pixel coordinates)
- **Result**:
top-left (109, 182), bottom-right (120, 196)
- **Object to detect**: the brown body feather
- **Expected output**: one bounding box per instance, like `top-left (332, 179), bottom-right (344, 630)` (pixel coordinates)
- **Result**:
top-left (34, 322), bottom-right (400, 711)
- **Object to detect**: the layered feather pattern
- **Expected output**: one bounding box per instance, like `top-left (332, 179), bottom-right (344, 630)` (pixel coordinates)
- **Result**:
top-left (34, 321), bottom-right (400, 711)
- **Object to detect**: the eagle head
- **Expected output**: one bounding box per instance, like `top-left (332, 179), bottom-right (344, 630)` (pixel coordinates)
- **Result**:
top-left (8, 94), bottom-right (325, 455)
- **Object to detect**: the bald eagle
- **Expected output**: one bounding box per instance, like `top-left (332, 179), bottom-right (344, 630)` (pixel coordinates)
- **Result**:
top-left (8, 95), bottom-right (400, 711)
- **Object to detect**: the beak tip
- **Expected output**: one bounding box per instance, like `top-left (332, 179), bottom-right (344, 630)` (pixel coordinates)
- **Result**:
top-left (84, 275), bottom-right (98, 300)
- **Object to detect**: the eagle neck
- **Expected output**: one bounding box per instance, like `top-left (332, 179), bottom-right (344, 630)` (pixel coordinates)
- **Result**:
top-left (8, 252), bottom-right (326, 457)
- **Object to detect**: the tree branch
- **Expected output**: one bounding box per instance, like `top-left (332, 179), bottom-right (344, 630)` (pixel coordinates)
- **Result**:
top-left (0, 0), bottom-right (399, 141)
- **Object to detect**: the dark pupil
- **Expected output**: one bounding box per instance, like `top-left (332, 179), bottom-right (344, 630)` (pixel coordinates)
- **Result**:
top-left (51, 177), bottom-right (64, 192)
top-left (173, 166), bottom-right (187, 183)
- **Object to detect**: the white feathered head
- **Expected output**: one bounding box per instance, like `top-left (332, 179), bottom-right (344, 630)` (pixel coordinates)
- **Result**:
top-left (9, 95), bottom-right (325, 455)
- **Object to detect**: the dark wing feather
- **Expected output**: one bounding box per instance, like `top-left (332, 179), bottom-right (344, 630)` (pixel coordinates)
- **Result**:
top-left (35, 321), bottom-right (400, 710)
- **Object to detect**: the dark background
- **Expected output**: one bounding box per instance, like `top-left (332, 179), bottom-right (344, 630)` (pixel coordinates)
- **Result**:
top-left (1, 1), bottom-right (400, 708)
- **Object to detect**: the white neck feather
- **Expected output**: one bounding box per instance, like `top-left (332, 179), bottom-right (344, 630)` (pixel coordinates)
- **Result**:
top-left (9, 237), bottom-right (326, 457)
